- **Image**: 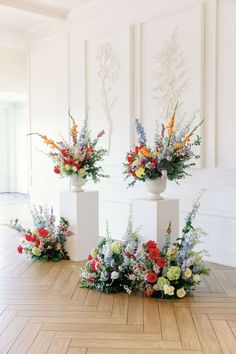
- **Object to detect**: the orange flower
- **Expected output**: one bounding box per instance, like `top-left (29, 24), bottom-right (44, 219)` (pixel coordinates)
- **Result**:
top-left (167, 103), bottom-right (178, 137)
top-left (41, 135), bottom-right (59, 150)
top-left (69, 111), bottom-right (78, 141)
top-left (140, 146), bottom-right (152, 158)
top-left (174, 134), bottom-right (191, 150)
top-left (71, 121), bottom-right (78, 140)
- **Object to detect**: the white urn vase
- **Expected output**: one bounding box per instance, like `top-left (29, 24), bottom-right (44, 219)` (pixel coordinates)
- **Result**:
top-left (70, 174), bottom-right (87, 192)
top-left (145, 177), bottom-right (167, 200)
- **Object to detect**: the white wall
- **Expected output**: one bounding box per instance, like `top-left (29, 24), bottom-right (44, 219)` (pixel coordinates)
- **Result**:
top-left (0, 47), bottom-right (27, 93)
top-left (28, 0), bottom-right (236, 266)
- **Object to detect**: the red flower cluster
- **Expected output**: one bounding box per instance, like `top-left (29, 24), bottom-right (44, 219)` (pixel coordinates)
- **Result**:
top-left (146, 272), bottom-right (158, 283)
top-left (145, 240), bottom-right (166, 267)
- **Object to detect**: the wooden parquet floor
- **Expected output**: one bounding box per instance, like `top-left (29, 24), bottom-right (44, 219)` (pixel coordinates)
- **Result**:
top-left (1, 227), bottom-right (236, 354)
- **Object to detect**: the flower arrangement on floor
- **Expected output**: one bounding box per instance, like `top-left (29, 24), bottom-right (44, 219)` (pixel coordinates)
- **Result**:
top-left (30, 112), bottom-right (107, 184)
top-left (80, 192), bottom-right (209, 298)
top-left (124, 104), bottom-right (203, 187)
top-left (10, 205), bottom-right (72, 261)
top-left (80, 211), bottom-right (141, 294)
top-left (125, 191), bottom-right (209, 298)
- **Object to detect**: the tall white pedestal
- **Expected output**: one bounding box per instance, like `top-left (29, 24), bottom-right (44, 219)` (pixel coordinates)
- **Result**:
top-left (60, 191), bottom-right (99, 261)
top-left (133, 198), bottom-right (179, 247)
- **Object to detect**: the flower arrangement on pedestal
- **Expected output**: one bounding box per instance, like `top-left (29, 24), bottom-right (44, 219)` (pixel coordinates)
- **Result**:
top-left (80, 211), bottom-right (141, 294)
top-left (124, 104), bottom-right (203, 194)
top-left (30, 112), bottom-right (107, 191)
top-left (10, 206), bottom-right (72, 261)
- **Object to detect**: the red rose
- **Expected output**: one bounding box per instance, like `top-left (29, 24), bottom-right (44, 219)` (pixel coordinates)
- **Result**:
top-left (31, 234), bottom-right (37, 242)
top-left (144, 289), bottom-right (154, 297)
top-left (135, 146), bottom-right (141, 154)
top-left (90, 261), bottom-right (96, 271)
top-left (149, 247), bottom-right (160, 260)
top-left (17, 245), bottom-right (23, 254)
top-left (39, 228), bottom-right (49, 238)
top-left (127, 155), bottom-right (133, 163)
top-left (146, 272), bottom-right (158, 284)
top-left (67, 158), bottom-right (75, 165)
top-left (130, 170), bottom-right (136, 177)
top-left (156, 257), bottom-right (167, 268)
top-left (25, 233), bottom-right (32, 242)
top-left (146, 240), bottom-right (157, 251)
top-left (54, 166), bottom-right (61, 174)
top-left (60, 149), bottom-right (69, 156)
top-left (151, 158), bottom-right (157, 165)
top-left (87, 254), bottom-right (93, 260)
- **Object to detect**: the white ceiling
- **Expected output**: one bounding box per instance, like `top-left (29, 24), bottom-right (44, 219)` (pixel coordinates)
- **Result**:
top-left (32, 0), bottom-right (101, 11)
top-left (0, 0), bottom-right (102, 31)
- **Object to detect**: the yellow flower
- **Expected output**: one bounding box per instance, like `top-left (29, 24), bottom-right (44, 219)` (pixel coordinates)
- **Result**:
top-left (166, 247), bottom-right (177, 258)
top-left (90, 248), bottom-right (97, 259)
top-left (65, 164), bottom-right (72, 171)
top-left (78, 168), bottom-right (86, 177)
top-left (111, 241), bottom-right (122, 254)
top-left (177, 287), bottom-right (186, 298)
top-left (183, 268), bottom-right (192, 279)
top-left (135, 167), bottom-right (145, 178)
top-left (32, 247), bottom-right (41, 257)
top-left (167, 266), bottom-right (181, 281)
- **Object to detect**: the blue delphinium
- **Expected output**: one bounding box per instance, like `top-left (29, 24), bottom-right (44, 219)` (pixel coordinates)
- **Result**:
top-left (135, 119), bottom-right (147, 146)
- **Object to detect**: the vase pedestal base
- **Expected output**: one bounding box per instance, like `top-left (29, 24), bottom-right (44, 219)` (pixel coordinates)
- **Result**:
top-left (133, 198), bottom-right (179, 247)
top-left (60, 191), bottom-right (99, 261)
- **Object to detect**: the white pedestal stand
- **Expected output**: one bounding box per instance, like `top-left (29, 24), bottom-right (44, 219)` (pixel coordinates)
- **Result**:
top-left (133, 198), bottom-right (179, 247)
top-left (60, 191), bottom-right (99, 261)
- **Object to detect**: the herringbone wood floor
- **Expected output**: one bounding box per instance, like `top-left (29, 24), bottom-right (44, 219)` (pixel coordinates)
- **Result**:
top-left (1, 227), bottom-right (236, 354)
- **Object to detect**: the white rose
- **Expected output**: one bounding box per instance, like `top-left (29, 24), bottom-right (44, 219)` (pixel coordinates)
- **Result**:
top-left (176, 287), bottom-right (186, 298)
top-left (163, 285), bottom-right (175, 296)
top-left (111, 271), bottom-right (119, 280)
top-left (183, 268), bottom-right (192, 279)
top-left (193, 274), bottom-right (201, 283)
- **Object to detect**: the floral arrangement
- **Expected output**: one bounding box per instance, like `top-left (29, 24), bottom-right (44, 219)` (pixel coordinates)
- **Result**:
top-left (131, 191), bottom-right (210, 298)
top-left (124, 104), bottom-right (203, 186)
top-left (30, 112), bottom-right (107, 183)
top-left (80, 212), bottom-right (141, 294)
top-left (80, 192), bottom-right (209, 298)
top-left (10, 205), bottom-right (72, 261)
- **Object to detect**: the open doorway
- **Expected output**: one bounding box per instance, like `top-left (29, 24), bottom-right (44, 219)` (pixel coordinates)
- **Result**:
top-left (0, 47), bottom-right (29, 222)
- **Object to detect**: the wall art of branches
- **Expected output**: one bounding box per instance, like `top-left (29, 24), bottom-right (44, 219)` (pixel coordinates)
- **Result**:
top-left (151, 28), bottom-right (190, 123)
top-left (96, 42), bottom-right (120, 153)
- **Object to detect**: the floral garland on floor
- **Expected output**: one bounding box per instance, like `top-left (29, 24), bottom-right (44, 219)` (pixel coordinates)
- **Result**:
top-left (124, 104), bottom-right (203, 186)
top-left (80, 212), bottom-right (141, 294)
top-left (80, 192), bottom-right (210, 298)
top-left (10, 205), bottom-right (72, 261)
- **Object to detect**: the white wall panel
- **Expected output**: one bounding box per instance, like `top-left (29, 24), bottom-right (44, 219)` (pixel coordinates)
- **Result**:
top-left (29, 34), bottom-right (69, 202)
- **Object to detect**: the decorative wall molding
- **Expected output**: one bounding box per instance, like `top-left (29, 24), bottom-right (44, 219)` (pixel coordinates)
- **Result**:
top-left (96, 42), bottom-right (120, 153)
